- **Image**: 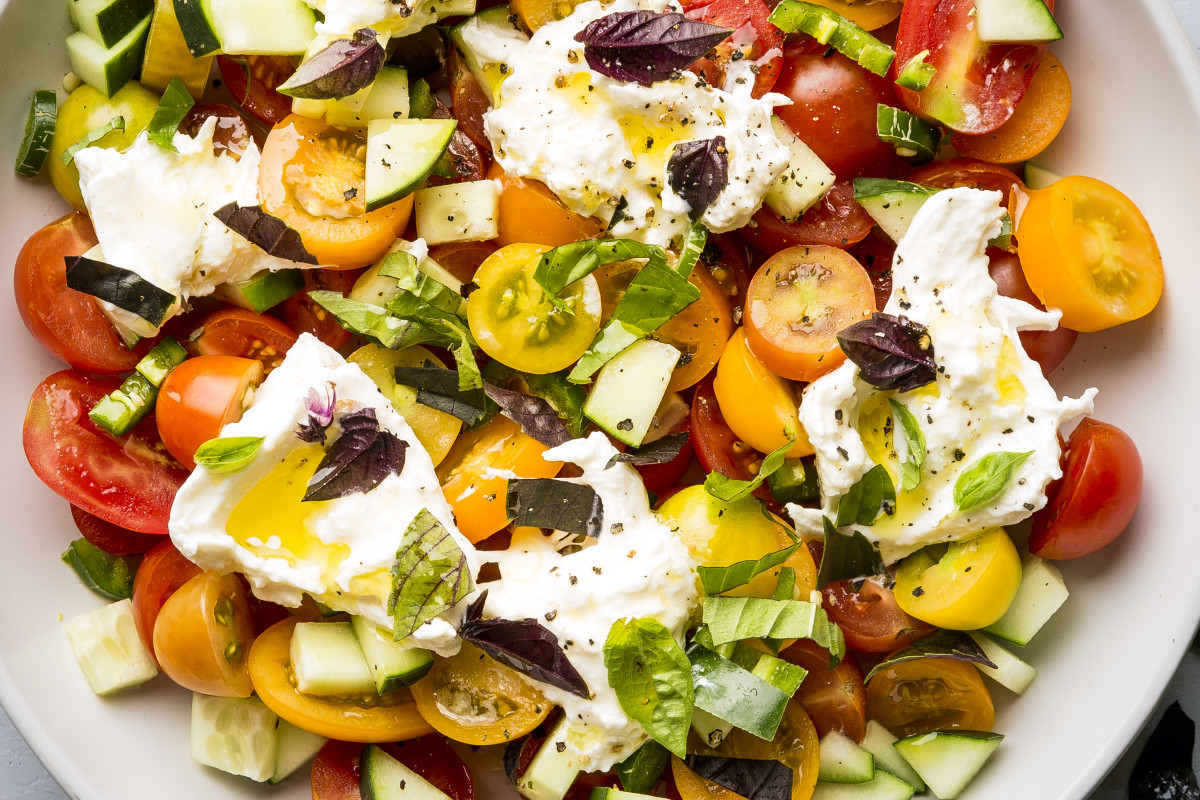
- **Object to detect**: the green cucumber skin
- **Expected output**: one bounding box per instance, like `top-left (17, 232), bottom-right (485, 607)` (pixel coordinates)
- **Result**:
top-left (171, 0), bottom-right (221, 57)
top-left (15, 90), bottom-right (58, 179)
top-left (71, 0), bottom-right (155, 48)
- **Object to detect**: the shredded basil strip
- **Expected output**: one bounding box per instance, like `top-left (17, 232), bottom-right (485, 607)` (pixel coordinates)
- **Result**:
top-left (61, 116), bottom-right (125, 165)
top-left (704, 438), bottom-right (794, 503)
top-left (835, 464), bottom-right (896, 527)
top-left (889, 398), bottom-right (926, 491)
top-left (147, 77), bottom-right (195, 152)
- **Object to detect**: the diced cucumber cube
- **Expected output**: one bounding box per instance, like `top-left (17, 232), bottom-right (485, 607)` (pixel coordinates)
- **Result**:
top-left (818, 730), bottom-right (875, 783)
top-left (860, 721), bottom-right (926, 792)
top-left (764, 116), bottom-right (835, 221)
top-left (63, 598), bottom-right (158, 695)
top-left (811, 770), bottom-right (916, 800)
top-left (326, 66), bottom-right (411, 127)
top-left (981, 556), bottom-right (1068, 646)
top-left (214, 269), bottom-right (304, 314)
top-left (351, 615), bottom-right (434, 694)
top-left (290, 621), bottom-right (376, 696)
top-left (69, 0), bottom-right (154, 48)
top-left (67, 16), bottom-right (152, 97)
top-left (1022, 162), bottom-right (1062, 190)
top-left (268, 720), bottom-right (327, 785)
top-left (967, 631), bottom-right (1038, 694)
top-left (365, 118), bottom-right (457, 211)
top-left (893, 731), bottom-right (1003, 800)
top-left (414, 180), bottom-right (500, 244)
top-left (519, 717), bottom-right (583, 800)
top-left (190, 694), bottom-right (279, 782)
top-left (852, 178), bottom-right (936, 243)
top-left (583, 339), bottom-right (680, 447)
top-left (361, 744), bottom-right (454, 799)
top-left (975, 0), bottom-right (1063, 44)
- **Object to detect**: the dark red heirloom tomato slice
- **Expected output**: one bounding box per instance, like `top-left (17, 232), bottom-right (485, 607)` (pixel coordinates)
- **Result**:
top-left (692, 380), bottom-right (757, 481)
top-left (908, 158), bottom-right (1026, 212)
top-left (24, 370), bottom-right (188, 535)
top-left (278, 267), bottom-right (364, 350)
top-left (428, 94), bottom-right (490, 185)
top-left (823, 578), bottom-right (936, 653)
top-left (636, 416), bottom-right (695, 496)
top-left (780, 639), bottom-right (868, 741)
top-left (382, 736), bottom-right (475, 800)
top-left (988, 249), bottom-right (1077, 375)
top-left (448, 45), bottom-right (492, 156)
top-left (179, 103), bottom-right (253, 158)
top-left (131, 539), bottom-right (203, 664)
top-left (1029, 418), bottom-right (1143, 560)
top-left (216, 55), bottom-right (296, 128)
top-left (893, 0), bottom-right (1055, 134)
top-left (185, 307), bottom-right (300, 372)
top-left (682, 0), bottom-right (784, 98)
top-left (70, 505), bottom-right (162, 556)
top-left (312, 740), bottom-right (362, 800)
top-left (740, 181), bottom-right (875, 255)
top-left (428, 241), bottom-right (499, 284)
top-left (14, 212), bottom-right (153, 374)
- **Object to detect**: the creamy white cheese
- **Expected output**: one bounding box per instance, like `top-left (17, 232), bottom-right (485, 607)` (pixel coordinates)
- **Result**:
top-left (480, 0), bottom-right (791, 247)
top-left (169, 334), bottom-right (477, 651)
top-left (797, 188), bottom-right (1096, 563)
top-left (481, 433), bottom-right (699, 772)
top-left (74, 117), bottom-right (305, 332)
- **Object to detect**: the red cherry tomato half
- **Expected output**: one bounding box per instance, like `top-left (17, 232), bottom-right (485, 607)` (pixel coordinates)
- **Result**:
top-left (24, 370), bottom-right (188, 534)
top-left (70, 504), bottom-right (162, 556)
top-left (428, 94), bottom-right (490, 186)
top-left (448, 46), bottom-right (493, 156)
top-left (156, 355), bottom-right (265, 470)
top-left (699, 233), bottom-right (751, 312)
top-left (311, 740), bottom-right (362, 800)
top-left (739, 181), bottom-right (875, 255)
top-left (381, 736), bottom-right (476, 800)
top-left (682, 0), bottom-right (784, 98)
top-left (780, 639), bottom-right (868, 741)
top-left (178, 103), bottom-right (253, 157)
top-left (1029, 418), bottom-right (1143, 560)
top-left (908, 158), bottom-right (1027, 213)
top-left (847, 234), bottom-right (895, 311)
top-left (216, 55), bottom-right (295, 127)
top-left (131, 539), bottom-right (203, 664)
top-left (278, 268), bottom-right (364, 351)
top-left (692, 380), bottom-right (757, 482)
top-left (822, 577), bottom-right (936, 653)
top-left (987, 250), bottom-right (1077, 375)
top-left (428, 241), bottom-right (499, 284)
top-left (185, 307), bottom-right (300, 371)
top-left (14, 212), bottom-right (154, 374)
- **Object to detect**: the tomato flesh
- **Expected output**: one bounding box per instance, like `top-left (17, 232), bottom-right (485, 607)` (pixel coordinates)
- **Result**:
top-left (153, 571), bottom-right (256, 697)
top-left (131, 539), bottom-right (203, 664)
top-left (216, 55), bottom-right (295, 127)
top-left (780, 639), bottom-right (868, 742)
top-left (70, 504), bottom-right (161, 556)
top-left (823, 577), bottom-right (936, 653)
top-left (987, 249), bottom-right (1077, 375)
top-left (865, 657), bottom-right (994, 737)
top-left (155, 355), bottom-right (264, 470)
top-left (185, 307), bottom-right (299, 371)
top-left (740, 181), bottom-right (875, 255)
top-left (682, 0), bottom-right (784, 98)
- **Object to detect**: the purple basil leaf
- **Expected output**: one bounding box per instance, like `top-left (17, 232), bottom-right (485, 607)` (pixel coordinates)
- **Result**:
top-left (303, 408), bottom-right (407, 502)
top-left (214, 203), bottom-right (318, 264)
top-left (608, 432), bottom-right (690, 467)
top-left (667, 136), bottom-right (728, 221)
top-left (506, 478), bottom-right (603, 539)
top-left (684, 755), bottom-right (793, 800)
top-left (837, 312), bottom-right (936, 393)
top-left (459, 590), bottom-right (591, 698)
top-left (277, 28), bottom-right (385, 100)
top-left (574, 10), bottom-right (732, 86)
top-left (863, 629), bottom-right (997, 683)
top-left (484, 383), bottom-right (572, 448)
top-left (296, 384), bottom-right (336, 444)
top-left (388, 509), bottom-right (474, 641)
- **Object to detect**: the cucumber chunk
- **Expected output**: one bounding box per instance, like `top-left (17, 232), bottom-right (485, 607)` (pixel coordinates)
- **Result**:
top-left (852, 178), bottom-right (936, 243)
top-left (173, 0), bottom-right (316, 57)
top-left (981, 555), bottom-right (1068, 646)
top-left (88, 337), bottom-right (188, 436)
top-left (190, 694), bottom-right (279, 782)
top-left (414, 180), bottom-right (500, 244)
top-left (351, 615), bottom-right (434, 694)
top-left (365, 118), bottom-right (457, 211)
top-left (583, 338), bottom-right (680, 447)
top-left (290, 620), bottom-right (377, 696)
top-left (15, 90), bottom-right (58, 179)
top-left (966, 631), bottom-right (1038, 695)
top-left (1022, 162), bottom-right (1062, 190)
top-left (768, 1), bottom-right (895, 76)
top-left (876, 104), bottom-right (942, 162)
top-left (893, 731), bottom-right (1003, 800)
top-left (214, 269), bottom-right (304, 313)
top-left (361, 744), bottom-right (453, 799)
top-left (811, 770), bottom-right (915, 800)
top-left (519, 716), bottom-right (583, 800)
top-left (69, 0), bottom-right (154, 48)
top-left (326, 66), bottom-right (411, 127)
top-left (975, 0), bottom-right (1063, 44)
top-left (764, 115), bottom-right (835, 221)
top-left (818, 730), bottom-right (875, 784)
top-left (269, 720), bottom-right (327, 785)
top-left (63, 598), bottom-right (158, 695)
top-left (895, 51), bottom-right (935, 92)
top-left (142, 0), bottom-right (213, 96)
top-left (860, 721), bottom-right (926, 792)
top-left (66, 15), bottom-right (152, 97)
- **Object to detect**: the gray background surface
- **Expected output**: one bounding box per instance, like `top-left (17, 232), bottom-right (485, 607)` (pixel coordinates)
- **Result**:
top-left (3, 0), bottom-right (1199, 797)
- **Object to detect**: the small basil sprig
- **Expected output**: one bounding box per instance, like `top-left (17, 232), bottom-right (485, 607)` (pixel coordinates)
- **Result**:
top-left (604, 617), bottom-right (694, 757)
top-left (817, 516), bottom-right (885, 589)
top-left (835, 464), bottom-right (896, 527)
top-left (668, 136), bottom-right (729, 221)
top-left (147, 77), bottom-right (195, 152)
top-left (954, 451), bottom-right (1034, 511)
top-left (574, 10), bottom-right (732, 86)
top-left (863, 629), bottom-right (996, 683)
top-left (838, 312), bottom-right (936, 393)
top-left (890, 398), bottom-right (926, 491)
top-left (194, 436), bottom-right (266, 473)
top-left (389, 509), bottom-right (474, 641)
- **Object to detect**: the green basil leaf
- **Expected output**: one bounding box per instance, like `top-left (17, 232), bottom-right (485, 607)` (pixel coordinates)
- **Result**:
top-left (194, 436), bottom-right (266, 474)
top-left (534, 238), bottom-right (666, 313)
top-left (147, 77), bottom-right (195, 152)
top-left (889, 398), bottom-right (925, 491)
top-left (521, 371), bottom-right (589, 438)
top-left (817, 516), bottom-right (885, 588)
top-left (701, 596), bottom-right (845, 665)
top-left (603, 617), bottom-right (694, 757)
top-left (61, 538), bottom-right (136, 601)
top-left (704, 438), bottom-right (794, 503)
top-left (834, 464), bottom-right (896, 527)
top-left (388, 509), bottom-right (474, 641)
top-left (387, 289), bottom-right (482, 391)
top-left (697, 542), bottom-right (801, 596)
top-left (61, 116), bottom-right (125, 165)
top-left (379, 249), bottom-right (420, 279)
top-left (771, 566), bottom-right (796, 601)
top-left (863, 629), bottom-right (996, 683)
top-left (310, 291), bottom-right (438, 351)
top-left (953, 450), bottom-right (1034, 511)
top-left (395, 363), bottom-right (489, 425)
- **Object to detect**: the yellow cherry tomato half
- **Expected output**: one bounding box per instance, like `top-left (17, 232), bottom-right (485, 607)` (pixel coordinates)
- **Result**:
top-left (249, 617), bottom-right (434, 743)
top-left (467, 242), bottom-right (603, 374)
top-left (657, 485), bottom-right (817, 599)
top-left (865, 657), bottom-right (995, 738)
top-left (1016, 175), bottom-right (1163, 332)
top-left (893, 527), bottom-right (1022, 630)
top-left (152, 571), bottom-right (256, 698)
top-left (713, 328), bottom-right (813, 459)
top-left (259, 114), bottom-right (412, 269)
top-left (409, 642), bottom-right (552, 746)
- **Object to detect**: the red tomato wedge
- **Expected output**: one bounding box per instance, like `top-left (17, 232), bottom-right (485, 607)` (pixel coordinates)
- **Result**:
top-left (70, 505), bottom-right (162, 556)
top-left (24, 370), bottom-right (188, 535)
top-left (216, 55), bottom-right (295, 128)
top-left (893, 0), bottom-right (1055, 134)
top-left (682, 0), bottom-right (784, 98)
top-left (740, 181), bottom-right (874, 255)
top-left (184, 307), bottom-right (299, 372)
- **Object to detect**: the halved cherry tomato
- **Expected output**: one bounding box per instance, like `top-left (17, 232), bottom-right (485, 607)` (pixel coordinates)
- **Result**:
top-left (988, 249), bottom-right (1077, 375)
top-left (179, 103), bottom-right (253, 158)
top-left (1029, 418), bottom-right (1142, 560)
top-left (822, 577), bottom-right (936, 653)
top-left (410, 642), bottom-right (552, 746)
top-left (184, 307), bottom-right (299, 371)
top-left (780, 639), bottom-right (868, 742)
top-left (311, 740), bottom-right (362, 800)
top-left (448, 46), bottom-right (492, 155)
top-left (682, 0), bottom-right (784, 98)
top-left (692, 379), bottom-right (757, 481)
top-left (131, 539), bottom-right (203, 663)
top-left (14, 212), bottom-right (152, 374)
top-left (740, 182), bottom-right (875, 255)
top-left (489, 161), bottom-right (605, 247)
top-left (437, 415), bottom-right (564, 543)
top-left (428, 94), bottom-right (490, 186)
top-left (699, 234), bottom-right (751, 312)
top-left (848, 234), bottom-right (895, 311)
top-left (713, 329), bottom-right (813, 459)
top-left (250, 617), bottom-right (434, 742)
top-left (155, 355), bottom-right (264, 470)
top-left (865, 657), bottom-right (994, 737)
top-left (278, 267), bottom-right (363, 350)
top-left (381, 737), bottom-right (476, 800)
top-left (893, 0), bottom-right (1054, 134)
top-left (429, 241), bottom-right (499, 284)
top-left (952, 51), bottom-right (1072, 164)
top-left (775, 45), bottom-right (900, 178)
top-left (260, 114), bottom-right (413, 269)
top-left (153, 571), bottom-right (256, 697)
top-left (1017, 176), bottom-right (1163, 332)
top-left (24, 370), bottom-right (188, 534)
top-left (744, 245), bottom-right (875, 382)
top-left (909, 158), bottom-right (1026, 214)
top-left (216, 55), bottom-right (295, 127)
top-left (803, 0), bottom-right (902, 29)
top-left (70, 504), bottom-right (161, 556)
top-left (893, 528), bottom-right (1022, 630)
top-left (467, 243), bottom-right (603, 374)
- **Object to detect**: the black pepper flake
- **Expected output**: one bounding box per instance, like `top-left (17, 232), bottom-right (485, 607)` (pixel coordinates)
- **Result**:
top-left (834, 409), bottom-right (843, 422)
top-left (593, 566), bottom-right (603, 575)
top-left (569, 575), bottom-right (578, 585)
top-left (1024, 502), bottom-right (1035, 511)
top-left (964, 566), bottom-right (972, 572)
top-left (912, 586), bottom-right (925, 597)
top-left (556, 741), bottom-right (567, 753)
top-left (616, 419), bottom-right (634, 431)
top-left (837, 446), bottom-right (849, 461)
top-left (1002, 427), bottom-right (1013, 434)
top-left (545, 610), bottom-right (558, 621)
top-left (953, 448), bottom-right (966, 462)
top-left (610, 522), bottom-right (624, 534)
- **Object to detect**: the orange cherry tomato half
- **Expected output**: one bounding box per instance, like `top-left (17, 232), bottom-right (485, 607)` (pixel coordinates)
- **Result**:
top-left (153, 571), bottom-right (256, 697)
top-left (1017, 176), bottom-right (1163, 332)
top-left (865, 657), bottom-right (994, 738)
top-left (713, 328), bottom-right (813, 459)
top-left (249, 617), bottom-right (434, 743)
top-left (156, 355), bottom-right (264, 469)
top-left (744, 244), bottom-right (875, 382)
top-left (131, 539), bottom-right (203, 664)
top-left (260, 114), bottom-right (412, 268)
top-left (489, 161), bottom-right (604, 248)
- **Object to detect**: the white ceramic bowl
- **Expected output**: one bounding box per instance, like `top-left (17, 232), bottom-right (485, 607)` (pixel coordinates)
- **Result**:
top-left (2, 1), bottom-right (1199, 798)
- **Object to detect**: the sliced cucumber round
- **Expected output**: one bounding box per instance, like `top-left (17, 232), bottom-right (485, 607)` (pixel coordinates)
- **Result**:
top-left (15, 90), bottom-right (58, 179)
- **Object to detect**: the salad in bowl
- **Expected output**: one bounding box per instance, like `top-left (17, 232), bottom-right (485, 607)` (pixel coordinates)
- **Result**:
top-left (4, 0), bottom-right (1184, 798)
